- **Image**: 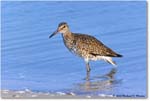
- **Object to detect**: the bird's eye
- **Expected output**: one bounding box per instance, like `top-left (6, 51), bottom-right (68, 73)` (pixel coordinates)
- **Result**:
top-left (60, 25), bottom-right (66, 30)
top-left (63, 26), bottom-right (66, 28)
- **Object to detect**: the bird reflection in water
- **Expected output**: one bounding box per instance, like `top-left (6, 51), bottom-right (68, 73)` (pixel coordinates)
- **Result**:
top-left (78, 68), bottom-right (117, 92)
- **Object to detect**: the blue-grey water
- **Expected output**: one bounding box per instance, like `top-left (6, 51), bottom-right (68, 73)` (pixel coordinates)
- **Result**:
top-left (1, 1), bottom-right (147, 97)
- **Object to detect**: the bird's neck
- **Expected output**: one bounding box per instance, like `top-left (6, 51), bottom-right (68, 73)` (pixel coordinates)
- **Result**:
top-left (63, 30), bottom-right (73, 39)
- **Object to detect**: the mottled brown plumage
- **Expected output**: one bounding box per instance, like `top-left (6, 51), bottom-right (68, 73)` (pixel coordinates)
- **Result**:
top-left (49, 22), bottom-right (122, 73)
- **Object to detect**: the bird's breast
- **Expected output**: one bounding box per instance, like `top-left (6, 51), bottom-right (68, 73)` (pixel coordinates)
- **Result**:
top-left (62, 36), bottom-right (78, 53)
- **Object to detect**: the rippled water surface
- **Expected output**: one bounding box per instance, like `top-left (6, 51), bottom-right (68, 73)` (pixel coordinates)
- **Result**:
top-left (1, 1), bottom-right (147, 97)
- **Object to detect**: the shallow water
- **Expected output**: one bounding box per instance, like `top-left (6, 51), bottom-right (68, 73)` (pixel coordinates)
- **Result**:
top-left (1, 1), bottom-right (147, 97)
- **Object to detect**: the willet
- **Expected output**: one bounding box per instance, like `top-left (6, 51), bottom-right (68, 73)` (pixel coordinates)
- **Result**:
top-left (49, 22), bottom-right (122, 73)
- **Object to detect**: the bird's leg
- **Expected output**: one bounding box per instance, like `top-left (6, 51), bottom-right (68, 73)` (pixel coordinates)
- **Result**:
top-left (84, 59), bottom-right (91, 80)
top-left (86, 62), bottom-right (91, 72)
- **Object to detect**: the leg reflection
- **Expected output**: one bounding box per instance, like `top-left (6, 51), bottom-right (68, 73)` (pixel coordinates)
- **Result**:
top-left (81, 68), bottom-right (117, 91)
top-left (86, 71), bottom-right (90, 81)
top-left (106, 68), bottom-right (117, 80)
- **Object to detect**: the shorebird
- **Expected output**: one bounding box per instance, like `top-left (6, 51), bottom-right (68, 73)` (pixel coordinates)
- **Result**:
top-left (49, 22), bottom-right (122, 73)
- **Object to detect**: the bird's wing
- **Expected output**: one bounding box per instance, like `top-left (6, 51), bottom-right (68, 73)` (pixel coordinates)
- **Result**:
top-left (74, 34), bottom-right (122, 57)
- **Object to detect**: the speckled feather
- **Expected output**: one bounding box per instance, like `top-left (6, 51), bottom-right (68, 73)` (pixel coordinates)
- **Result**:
top-left (63, 33), bottom-right (122, 59)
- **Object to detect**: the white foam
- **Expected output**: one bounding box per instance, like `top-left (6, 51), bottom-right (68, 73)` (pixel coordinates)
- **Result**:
top-left (56, 92), bottom-right (66, 95)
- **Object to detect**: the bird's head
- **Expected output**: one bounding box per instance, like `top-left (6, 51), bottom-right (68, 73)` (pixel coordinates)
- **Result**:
top-left (49, 22), bottom-right (69, 38)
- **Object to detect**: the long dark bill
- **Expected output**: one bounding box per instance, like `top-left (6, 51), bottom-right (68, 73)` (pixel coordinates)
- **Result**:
top-left (49, 30), bottom-right (58, 38)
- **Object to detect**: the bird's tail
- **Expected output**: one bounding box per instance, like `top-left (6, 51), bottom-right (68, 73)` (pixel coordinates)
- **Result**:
top-left (116, 53), bottom-right (123, 57)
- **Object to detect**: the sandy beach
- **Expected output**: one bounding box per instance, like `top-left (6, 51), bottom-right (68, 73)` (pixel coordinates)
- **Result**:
top-left (1, 89), bottom-right (115, 99)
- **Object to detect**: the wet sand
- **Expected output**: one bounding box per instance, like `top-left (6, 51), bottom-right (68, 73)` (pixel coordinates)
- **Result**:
top-left (1, 89), bottom-right (114, 99)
